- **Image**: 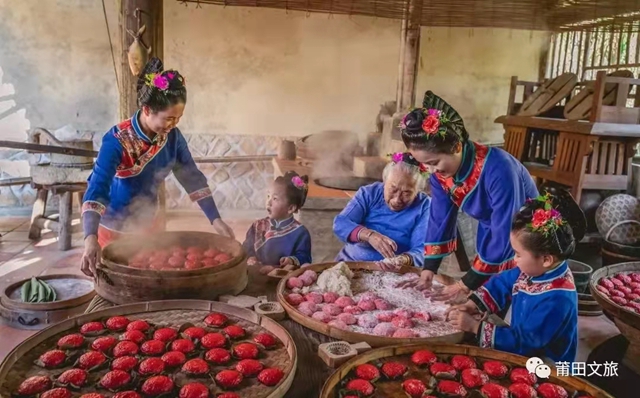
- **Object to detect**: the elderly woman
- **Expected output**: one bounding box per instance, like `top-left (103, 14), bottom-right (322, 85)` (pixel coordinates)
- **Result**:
top-left (333, 153), bottom-right (430, 270)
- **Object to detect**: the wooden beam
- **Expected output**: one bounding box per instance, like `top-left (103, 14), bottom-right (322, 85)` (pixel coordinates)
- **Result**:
top-left (117, 0), bottom-right (164, 121)
top-left (397, 0), bottom-right (422, 111)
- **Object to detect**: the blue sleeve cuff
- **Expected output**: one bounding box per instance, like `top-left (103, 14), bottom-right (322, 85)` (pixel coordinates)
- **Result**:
top-left (83, 211), bottom-right (101, 238)
top-left (198, 196), bottom-right (221, 223)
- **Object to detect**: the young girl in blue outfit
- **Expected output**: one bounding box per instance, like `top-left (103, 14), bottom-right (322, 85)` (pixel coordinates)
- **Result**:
top-left (243, 171), bottom-right (312, 274)
top-left (448, 189), bottom-right (585, 362)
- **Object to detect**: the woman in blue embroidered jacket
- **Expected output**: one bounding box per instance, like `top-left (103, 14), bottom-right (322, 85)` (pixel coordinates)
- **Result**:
top-left (243, 171), bottom-right (312, 274)
top-left (333, 153), bottom-right (430, 270)
top-left (80, 58), bottom-right (234, 277)
top-left (399, 91), bottom-right (538, 301)
top-left (447, 189), bottom-right (585, 362)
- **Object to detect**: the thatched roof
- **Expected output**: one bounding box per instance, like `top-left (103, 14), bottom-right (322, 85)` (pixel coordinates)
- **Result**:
top-left (178, 0), bottom-right (640, 31)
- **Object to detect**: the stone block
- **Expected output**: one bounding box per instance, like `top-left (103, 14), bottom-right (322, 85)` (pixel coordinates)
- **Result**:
top-left (353, 156), bottom-right (387, 180)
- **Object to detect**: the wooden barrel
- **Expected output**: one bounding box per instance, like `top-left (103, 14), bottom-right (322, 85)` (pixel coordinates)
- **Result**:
top-left (568, 259), bottom-right (593, 293)
top-left (0, 274), bottom-right (95, 330)
top-left (96, 231), bottom-right (248, 304)
top-left (601, 240), bottom-right (640, 266)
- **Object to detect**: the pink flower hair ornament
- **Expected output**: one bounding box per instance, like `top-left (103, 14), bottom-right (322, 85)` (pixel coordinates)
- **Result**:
top-left (398, 108), bottom-right (450, 139)
top-left (387, 152), bottom-right (430, 177)
top-left (291, 176), bottom-right (306, 190)
top-left (526, 193), bottom-right (565, 236)
top-left (144, 71), bottom-right (184, 92)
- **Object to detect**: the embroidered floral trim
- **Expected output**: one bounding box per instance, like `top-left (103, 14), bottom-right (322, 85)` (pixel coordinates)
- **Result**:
top-left (511, 268), bottom-right (576, 295)
top-left (398, 108), bottom-right (450, 138)
top-left (472, 256), bottom-right (516, 275)
top-left (424, 239), bottom-right (457, 257)
top-left (82, 200), bottom-right (106, 216)
top-left (526, 193), bottom-right (565, 236)
top-left (387, 152), bottom-right (429, 176)
top-left (478, 321), bottom-right (495, 348)
top-left (189, 187), bottom-right (212, 202)
top-left (436, 142), bottom-right (489, 208)
top-left (114, 125), bottom-right (168, 179)
top-left (473, 286), bottom-right (500, 314)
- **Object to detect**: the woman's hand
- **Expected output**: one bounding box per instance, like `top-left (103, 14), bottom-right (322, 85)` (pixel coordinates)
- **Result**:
top-left (247, 257), bottom-right (260, 267)
top-left (378, 255), bottom-right (410, 272)
top-left (280, 257), bottom-right (298, 271)
top-left (364, 230), bottom-right (397, 259)
top-left (212, 218), bottom-right (235, 239)
top-left (448, 309), bottom-right (481, 334)
top-left (427, 281), bottom-right (470, 304)
top-left (444, 300), bottom-right (479, 320)
top-left (81, 235), bottom-right (101, 278)
top-left (259, 265), bottom-right (275, 275)
top-left (396, 270), bottom-right (434, 290)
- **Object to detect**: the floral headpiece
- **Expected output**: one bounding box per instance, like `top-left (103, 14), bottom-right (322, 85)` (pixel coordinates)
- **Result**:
top-left (399, 108), bottom-right (450, 139)
top-left (144, 71), bottom-right (183, 92)
top-left (291, 176), bottom-right (306, 190)
top-left (387, 152), bottom-right (429, 176)
top-left (527, 193), bottom-right (565, 236)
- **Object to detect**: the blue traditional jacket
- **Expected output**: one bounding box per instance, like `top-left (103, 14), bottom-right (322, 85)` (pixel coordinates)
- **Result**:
top-left (424, 141), bottom-right (538, 289)
top-left (242, 216), bottom-right (312, 266)
top-left (333, 182), bottom-right (429, 267)
top-left (82, 111), bottom-right (219, 236)
top-left (470, 261), bottom-right (578, 363)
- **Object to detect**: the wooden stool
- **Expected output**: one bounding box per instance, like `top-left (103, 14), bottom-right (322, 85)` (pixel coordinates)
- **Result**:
top-left (28, 183), bottom-right (86, 251)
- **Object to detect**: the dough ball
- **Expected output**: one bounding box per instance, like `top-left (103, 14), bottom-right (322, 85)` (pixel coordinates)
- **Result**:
top-left (301, 270), bottom-right (318, 282)
top-left (297, 301), bottom-right (317, 316)
top-left (357, 314), bottom-right (379, 328)
top-left (337, 313), bottom-right (357, 325)
top-left (393, 309), bottom-right (414, 318)
top-left (343, 305), bottom-right (363, 315)
top-left (392, 316), bottom-right (414, 329)
top-left (328, 320), bottom-right (348, 330)
top-left (372, 322), bottom-right (397, 337)
top-left (357, 299), bottom-right (376, 311)
top-left (335, 296), bottom-right (356, 308)
top-left (286, 277), bottom-right (304, 289)
top-left (323, 304), bottom-right (343, 316)
top-left (376, 312), bottom-right (395, 322)
top-left (305, 292), bottom-right (324, 304)
top-left (392, 328), bottom-right (416, 338)
top-left (323, 292), bottom-right (339, 304)
top-left (311, 311), bottom-right (333, 323)
top-left (299, 275), bottom-right (315, 287)
top-left (285, 293), bottom-right (304, 306)
top-left (360, 292), bottom-right (379, 301)
top-left (374, 299), bottom-right (393, 311)
top-left (415, 312), bottom-right (432, 321)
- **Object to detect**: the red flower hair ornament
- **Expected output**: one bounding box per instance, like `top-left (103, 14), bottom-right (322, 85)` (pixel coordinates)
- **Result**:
top-left (526, 193), bottom-right (565, 236)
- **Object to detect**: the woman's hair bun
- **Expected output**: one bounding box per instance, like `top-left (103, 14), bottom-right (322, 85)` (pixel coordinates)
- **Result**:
top-left (136, 57), bottom-right (164, 93)
top-left (540, 183), bottom-right (586, 242)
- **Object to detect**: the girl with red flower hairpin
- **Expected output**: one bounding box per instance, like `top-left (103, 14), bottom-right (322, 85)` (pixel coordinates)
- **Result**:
top-left (80, 58), bottom-right (234, 277)
top-left (446, 189), bottom-right (585, 363)
top-left (397, 91), bottom-right (539, 307)
top-left (243, 171), bottom-right (312, 274)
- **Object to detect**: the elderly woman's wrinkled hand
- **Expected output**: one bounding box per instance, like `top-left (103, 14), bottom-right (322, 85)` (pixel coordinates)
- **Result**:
top-left (377, 256), bottom-right (404, 272)
top-left (365, 230), bottom-right (397, 259)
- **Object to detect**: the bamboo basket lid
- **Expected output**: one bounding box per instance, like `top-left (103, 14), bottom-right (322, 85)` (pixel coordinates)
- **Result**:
top-left (0, 300), bottom-right (297, 398)
top-left (320, 343), bottom-right (613, 397)
top-left (276, 262), bottom-right (464, 348)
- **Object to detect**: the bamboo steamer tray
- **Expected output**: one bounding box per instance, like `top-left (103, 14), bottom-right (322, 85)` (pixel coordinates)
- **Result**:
top-left (518, 73), bottom-right (578, 117)
top-left (589, 261), bottom-right (640, 374)
top-left (0, 274), bottom-right (95, 329)
top-left (101, 231), bottom-right (246, 277)
top-left (276, 262), bottom-right (464, 348)
top-left (320, 343), bottom-right (613, 397)
top-left (564, 70), bottom-right (635, 121)
top-left (94, 260), bottom-right (248, 305)
top-left (0, 300), bottom-right (297, 398)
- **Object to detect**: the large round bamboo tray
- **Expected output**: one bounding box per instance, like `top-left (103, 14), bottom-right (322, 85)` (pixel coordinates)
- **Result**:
top-left (0, 300), bottom-right (297, 398)
top-left (320, 343), bottom-right (612, 397)
top-left (0, 274), bottom-right (95, 329)
top-left (276, 262), bottom-right (464, 348)
top-left (94, 261), bottom-right (248, 304)
top-left (590, 262), bottom-right (640, 374)
top-left (101, 231), bottom-right (246, 277)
